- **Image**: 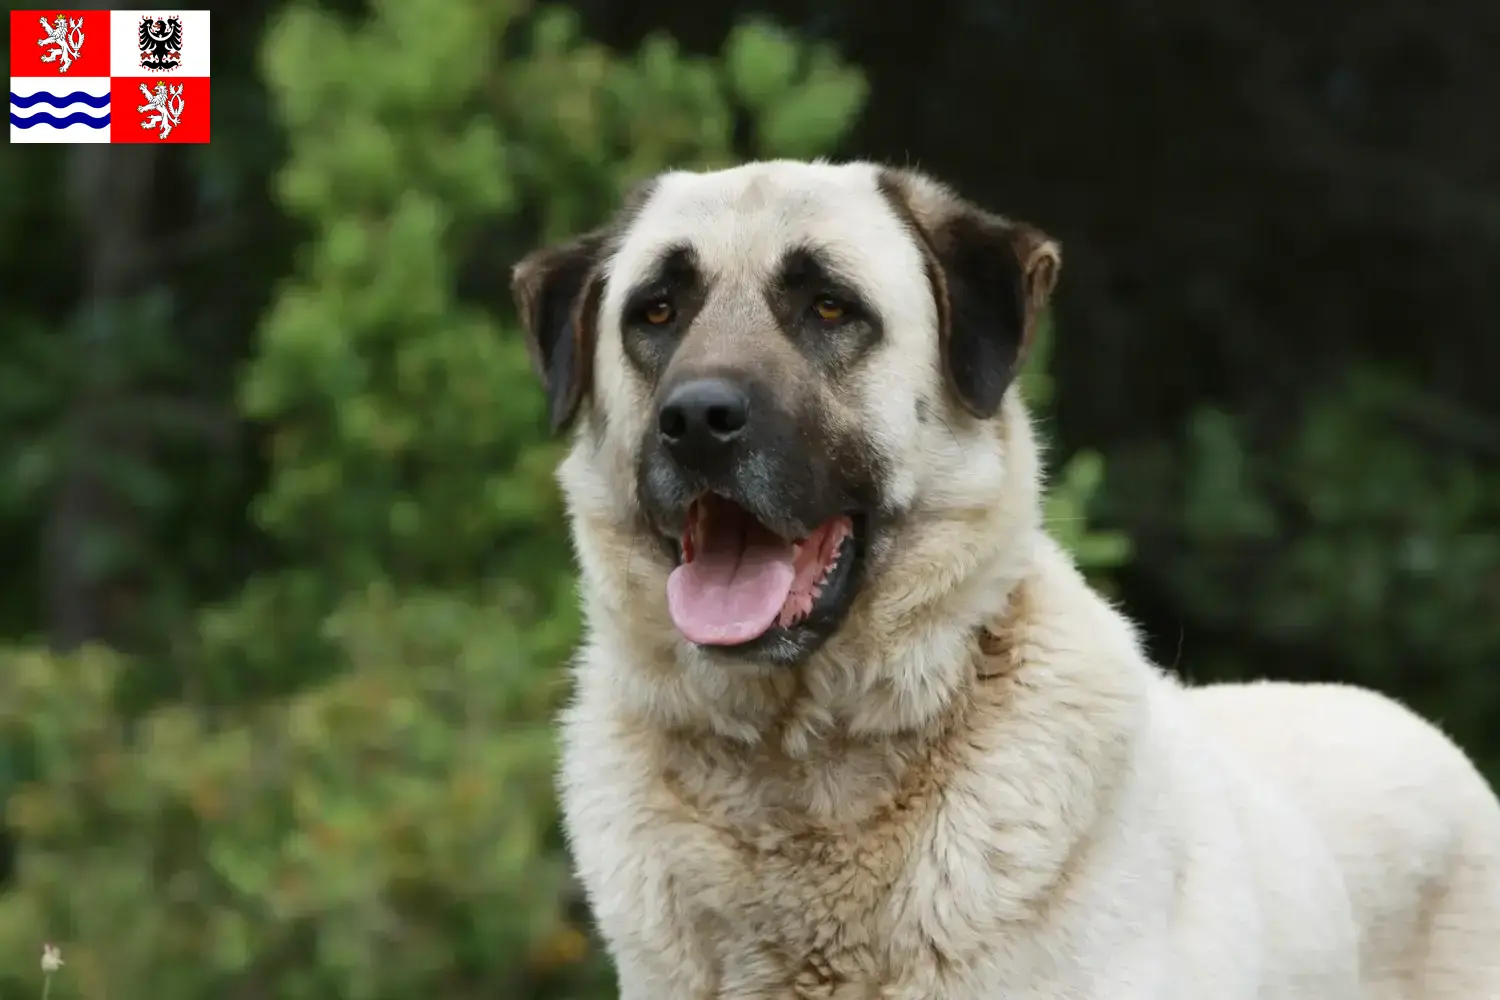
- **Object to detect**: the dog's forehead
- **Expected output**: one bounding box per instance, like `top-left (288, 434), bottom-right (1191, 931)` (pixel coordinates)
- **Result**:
top-left (606, 161), bottom-right (921, 297)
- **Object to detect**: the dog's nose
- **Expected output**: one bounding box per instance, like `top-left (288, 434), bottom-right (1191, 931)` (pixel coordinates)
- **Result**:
top-left (657, 377), bottom-right (750, 467)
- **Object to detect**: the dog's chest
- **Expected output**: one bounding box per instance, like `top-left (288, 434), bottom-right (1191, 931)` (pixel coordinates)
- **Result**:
top-left (644, 742), bottom-right (953, 998)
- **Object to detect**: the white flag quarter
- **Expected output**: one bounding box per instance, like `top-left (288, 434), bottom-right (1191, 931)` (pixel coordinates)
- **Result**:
top-left (9, 76), bottom-right (112, 145)
top-left (109, 10), bottom-right (212, 77)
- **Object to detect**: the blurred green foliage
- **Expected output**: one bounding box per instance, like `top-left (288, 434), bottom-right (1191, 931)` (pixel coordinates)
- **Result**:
top-left (1023, 317), bottom-right (1132, 577)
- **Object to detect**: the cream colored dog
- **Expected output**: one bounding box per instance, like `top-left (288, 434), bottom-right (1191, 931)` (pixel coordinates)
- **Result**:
top-left (512, 160), bottom-right (1500, 999)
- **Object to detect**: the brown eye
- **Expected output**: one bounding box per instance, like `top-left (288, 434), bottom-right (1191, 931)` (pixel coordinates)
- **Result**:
top-left (643, 300), bottom-right (675, 325)
top-left (812, 297), bottom-right (846, 323)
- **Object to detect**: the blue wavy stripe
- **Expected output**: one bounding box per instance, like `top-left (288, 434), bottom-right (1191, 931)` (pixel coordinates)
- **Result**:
top-left (10, 111), bottom-right (110, 128)
top-left (10, 90), bottom-right (111, 109)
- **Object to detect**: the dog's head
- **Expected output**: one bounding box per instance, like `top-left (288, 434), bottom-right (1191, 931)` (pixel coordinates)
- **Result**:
top-left (513, 161), bottom-right (1058, 679)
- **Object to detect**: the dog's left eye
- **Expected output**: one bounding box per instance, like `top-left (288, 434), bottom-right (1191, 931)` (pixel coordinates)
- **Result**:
top-left (812, 297), bottom-right (847, 323)
top-left (640, 299), bottom-right (675, 325)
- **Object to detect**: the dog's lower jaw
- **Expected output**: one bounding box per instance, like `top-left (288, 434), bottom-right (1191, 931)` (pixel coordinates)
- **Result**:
top-left (577, 521), bottom-right (1039, 753)
top-left (682, 514), bottom-right (868, 669)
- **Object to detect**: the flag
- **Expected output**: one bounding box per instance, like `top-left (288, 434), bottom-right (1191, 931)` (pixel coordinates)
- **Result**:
top-left (9, 9), bottom-right (211, 144)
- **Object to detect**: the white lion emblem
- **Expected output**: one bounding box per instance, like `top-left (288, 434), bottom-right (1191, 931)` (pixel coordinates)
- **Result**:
top-left (137, 82), bottom-right (185, 140)
top-left (37, 14), bottom-right (86, 73)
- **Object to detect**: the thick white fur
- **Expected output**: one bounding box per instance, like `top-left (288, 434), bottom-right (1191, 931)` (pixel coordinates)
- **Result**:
top-left (551, 161), bottom-right (1500, 998)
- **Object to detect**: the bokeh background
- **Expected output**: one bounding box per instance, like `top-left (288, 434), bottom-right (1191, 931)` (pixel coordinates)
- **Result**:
top-left (2, 0), bottom-right (1498, 996)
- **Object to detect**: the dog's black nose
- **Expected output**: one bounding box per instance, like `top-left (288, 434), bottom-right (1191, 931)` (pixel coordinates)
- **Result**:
top-left (658, 377), bottom-right (750, 467)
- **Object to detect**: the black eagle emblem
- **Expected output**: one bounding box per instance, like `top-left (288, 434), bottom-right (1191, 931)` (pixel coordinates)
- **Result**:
top-left (137, 15), bottom-right (183, 72)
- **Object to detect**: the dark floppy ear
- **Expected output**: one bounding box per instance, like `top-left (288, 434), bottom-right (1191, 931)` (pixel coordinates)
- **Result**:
top-left (879, 171), bottom-right (1061, 418)
top-left (932, 214), bottom-right (1060, 417)
top-left (510, 230), bottom-right (609, 433)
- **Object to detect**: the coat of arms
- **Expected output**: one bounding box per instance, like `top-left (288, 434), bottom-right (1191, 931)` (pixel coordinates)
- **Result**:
top-left (138, 15), bottom-right (183, 72)
top-left (137, 81), bottom-right (185, 140)
top-left (37, 14), bottom-right (86, 73)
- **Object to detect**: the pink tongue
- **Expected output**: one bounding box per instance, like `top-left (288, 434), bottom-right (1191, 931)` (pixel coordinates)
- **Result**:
top-left (667, 515), bottom-right (796, 646)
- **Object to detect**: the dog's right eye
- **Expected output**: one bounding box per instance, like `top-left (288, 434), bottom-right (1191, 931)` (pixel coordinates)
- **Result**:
top-left (812, 297), bottom-right (847, 324)
top-left (640, 300), bottom-right (675, 326)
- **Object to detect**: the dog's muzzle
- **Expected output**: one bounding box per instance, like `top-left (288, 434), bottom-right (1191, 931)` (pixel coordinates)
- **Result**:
top-left (639, 373), bottom-right (869, 660)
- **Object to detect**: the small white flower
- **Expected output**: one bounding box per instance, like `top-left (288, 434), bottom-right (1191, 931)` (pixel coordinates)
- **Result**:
top-left (41, 943), bottom-right (63, 973)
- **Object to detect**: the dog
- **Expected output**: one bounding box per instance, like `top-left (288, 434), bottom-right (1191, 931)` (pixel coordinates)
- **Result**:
top-left (511, 160), bottom-right (1500, 999)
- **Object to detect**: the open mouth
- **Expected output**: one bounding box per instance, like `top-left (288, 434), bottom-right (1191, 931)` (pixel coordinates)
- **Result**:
top-left (665, 493), bottom-right (862, 649)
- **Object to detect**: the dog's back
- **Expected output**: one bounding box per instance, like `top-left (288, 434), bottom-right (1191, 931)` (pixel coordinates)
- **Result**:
top-left (1187, 681), bottom-right (1500, 999)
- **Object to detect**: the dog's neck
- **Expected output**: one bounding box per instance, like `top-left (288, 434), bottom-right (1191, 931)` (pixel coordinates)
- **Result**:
top-left (641, 576), bottom-right (1053, 833)
top-left (567, 391), bottom-right (1048, 757)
